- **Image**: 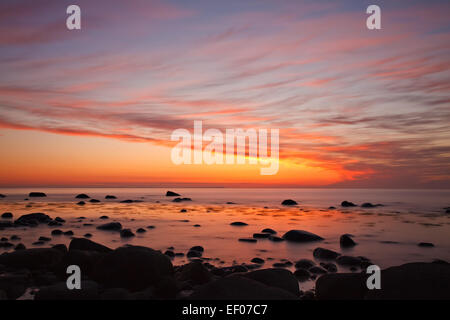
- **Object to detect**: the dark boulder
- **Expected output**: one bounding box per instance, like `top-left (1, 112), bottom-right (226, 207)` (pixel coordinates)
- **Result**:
top-left (283, 230), bottom-right (323, 242)
top-left (340, 234), bottom-right (357, 248)
top-left (0, 248), bottom-right (64, 269)
top-left (230, 221), bottom-right (248, 226)
top-left (105, 195), bottom-right (117, 199)
top-left (89, 199), bottom-right (100, 203)
top-left (295, 259), bottom-right (315, 269)
top-left (309, 266), bottom-right (327, 274)
top-left (166, 191), bottom-right (180, 197)
top-left (76, 201), bottom-right (85, 205)
top-left (239, 238), bottom-right (257, 243)
top-left (418, 242), bottom-right (434, 247)
top-left (251, 257), bottom-right (265, 264)
top-left (341, 201), bottom-right (357, 207)
top-left (281, 199), bottom-right (297, 206)
top-left (253, 233), bottom-right (270, 239)
top-left (261, 228), bottom-right (276, 234)
top-left (54, 217), bottom-right (65, 223)
top-left (336, 255), bottom-right (362, 266)
top-left (316, 273), bottom-right (367, 300)
top-left (294, 268), bottom-right (311, 282)
top-left (96, 222), bottom-right (122, 231)
top-left (175, 261), bottom-right (212, 285)
top-left (313, 247), bottom-right (341, 260)
top-left (1, 212), bottom-right (13, 219)
top-left (243, 268), bottom-right (300, 296)
top-left (14, 213), bottom-right (52, 226)
top-left (29, 192), bottom-right (46, 197)
top-left (92, 246), bottom-right (174, 291)
top-left (120, 229), bottom-right (135, 238)
top-left (75, 194), bottom-right (90, 199)
top-left (69, 238), bottom-right (112, 253)
top-left (0, 194), bottom-right (5, 198)
top-left (136, 228), bottom-right (146, 233)
top-left (361, 202), bottom-right (376, 208)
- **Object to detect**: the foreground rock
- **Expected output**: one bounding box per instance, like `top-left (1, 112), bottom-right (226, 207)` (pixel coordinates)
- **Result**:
top-left (69, 238), bottom-right (112, 253)
top-left (188, 274), bottom-right (298, 300)
top-left (282, 230), bottom-right (323, 242)
top-left (243, 268), bottom-right (300, 296)
top-left (316, 262), bottom-right (450, 300)
top-left (93, 246), bottom-right (174, 292)
top-left (0, 248), bottom-right (64, 269)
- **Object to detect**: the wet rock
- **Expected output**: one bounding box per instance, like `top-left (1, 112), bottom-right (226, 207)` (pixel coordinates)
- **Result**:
top-left (294, 268), bottom-right (311, 282)
top-left (172, 197), bottom-right (192, 202)
top-left (120, 229), bottom-right (135, 238)
top-left (0, 194), bottom-right (5, 198)
top-left (189, 246), bottom-right (204, 253)
top-left (316, 273), bottom-right (366, 300)
top-left (418, 242), bottom-right (434, 247)
top-left (336, 255), bottom-right (362, 266)
top-left (48, 220), bottom-right (62, 226)
top-left (176, 261), bottom-right (212, 285)
top-left (295, 259), bottom-right (315, 269)
top-left (230, 221), bottom-right (248, 226)
top-left (99, 215), bottom-right (109, 219)
top-left (120, 199), bottom-right (134, 203)
top-left (321, 262), bottom-right (338, 273)
top-left (35, 281), bottom-right (99, 300)
top-left (89, 199), bottom-right (100, 203)
top-left (10, 235), bottom-right (20, 241)
top-left (251, 258), bottom-right (264, 264)
top-left (313, 247), bottom-right (341, 260)
top-left (75, 194), bottom-right (90, 199)
top-left (187, 249), bottom-right (202, 258)
top-left (38, 236), bottom-right (51, 242)
top-left (253, 233), bottom-right (270, 239)
top-left (0, 248), bottom-right (64, 269)
top-left (0, 242), bottom-right (13, 248)
top-left (188, 274), bottom-right (298, 300)
top-left (309, 266), bottom-right (327, 274)
top-left (84, 233), bottom-right (92, 238)
top-left (136, 228), bottom-right (146, 233)
top-left (76, 201), bottom-right (85, 206)
top-left (105, 195), bottom-right (117, 199)
top-left (33, 241), bottom-right (44, 245)
top-left (29, 192), bottom-right (46, 197)
top-left (261, 228), bottom-right (276, 234)
top-left (1, 212), bottom-right (12, 219)
top-left (0, 270), bottom-right (31, 299)
top-left (54, 217), bottom-right (65, 223)
top-left (193, 224), bottom-right (201, 227)
top-left (239, 238), bottom-right (257, 243)
top-left (64, 230), bottom-right (74, 236)
top-left (14, 212), bottom-right (51, 226)
top-left (340, 234), bottom-right (357, 248)
top-left (1, 237), bottom-right (7, 241)
top-left (328, 206), bottom-right (336, 209)
top-left (341, 201), bottom-right (357, 207)
top-left (268, 236), bottom-right (284, 242)
top-left (69, 238), bottom-right (112, 253)
top-left (281, 199), bottom-right (297, 206)
top-left (361, 202), bottom-right (376, 208)
top-left (283, 230), bottom-right (323, 242)
top-left (97, 222), bottom-right (122, 231)
top-left (180, 209), bottom-right (187, 213)
top-left (273, 262), bottom-right (289, 268)
top-left (243, 268), bottom-right (300, 296)
top-left (366, 262), bottom-right (450, 300)
top-left (166, 191), bottom-right (180, 197)
top-left (93, 246), bottom-right (174, 292)
top-left (147, 225), bottom-right (155, 229)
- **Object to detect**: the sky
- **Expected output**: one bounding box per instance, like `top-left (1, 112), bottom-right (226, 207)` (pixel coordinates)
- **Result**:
top-left (0, 0), bottom-right (449, 188)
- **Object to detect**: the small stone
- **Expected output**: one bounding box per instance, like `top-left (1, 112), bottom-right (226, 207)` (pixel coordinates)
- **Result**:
top-left (136, 228), bottom-right (146, 233)
top-left (261, 228), bottom-right (276, 234)
top-left (340, 234), bottom-right (357, 248)
top-left (251, 257), bottom-right (265, 264)
top-left (281, 199), bottom-right (297, 206)
top-left (239, 238), bottom-right (257, 243)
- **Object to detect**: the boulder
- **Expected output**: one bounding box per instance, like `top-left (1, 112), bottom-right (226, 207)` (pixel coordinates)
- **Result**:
top-left (1, 212), bottom-right (13, 219)
top-left (0, 248), bottom-right (64, 269)
top-left (105, 195), bottom-right (117, 199)
top-left (172, 197), bottom-right (192, 202)
top-left (29, 192), bottom-right (46, 197)
top-left (341, 201), bottom-right (357, 207)
top-left (14, 212), bottom-right (52, 226)
top-left (92, 246), bottom-right (174, 292)
top-left (281, 199), bottom-right (297, 206)
top-left (295, 259), bottom-right (315, 269)
top-left (96, 222), bottom-right (122, 231)
top-left (75, 194), bottom-right (90, 199)
top-left (282, 230), bottom-right (323, 242)
top-left (340, 234), bottom-right (357, 248)
top-left (175, 261), bottom-right (212, 285)
top-left (261, 228), bottom-right (276, 234)
top-left (166, 191), bottom-right (180, 197)
top-left (230, 221), bottom-right (248, 226)
top-left (69, 238), bottom-right (112, 253)
top-left (243, 268), bottom-right (300, 296)
top-left (316, 273), bottom-right (367, 300)
top-left (294, 268), bottom-right (311, 282)
top-left (313, 247), bottom-right (340, 260)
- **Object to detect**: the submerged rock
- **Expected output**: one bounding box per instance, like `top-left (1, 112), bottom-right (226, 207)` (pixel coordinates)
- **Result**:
top-left (166, 191), bottom-right (180, 197)
top-left (76, 201), bottom-right (85, 205)
top-left (136, 228), bottom-right (146, 233)
top-left (340, 234), bottom-right (357, 248)
top-left (251, 257), bottom-right (265, 264)
top-left (282, 230), bottom-right (323, 242)
top-left (281, 199), bottom-right (297, 206)
top-left (96, 222), bottom-right (122, 231)
top-left (239, 238), bottom-right (257, 243)
top-left (75, 194), bottom-right (90, 199)
top-left (29, 192), bottom-right (46, 197)
top-left (341, 201), bottom-right (357, 207)
top-left (253, 233), bottom-right (270, 239)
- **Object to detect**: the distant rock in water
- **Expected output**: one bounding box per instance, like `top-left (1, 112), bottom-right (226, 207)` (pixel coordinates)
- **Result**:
top-left (89, 199), bottom-right (100, 203)
top-left (99, 215), bottom-right (109, 219)
top-left (69, 238), bottom-right (112, 253)
top-left (341, 201), bottom-right (357, 207)
top-left (136, 228), bottom-right (146, 233)
top-left (251, 257), bottom-right (265, 264)
top-left (340, 234), bottom-right (357, 248)
top-left (75, 194), bottom-right (90, 199)
top-left (239, 238), bottom-right (257, 243)
top-left (253, 233), bottom-right (270, 239)
top-left (313, 247), bottom-right (341, 260)
top-left (418, 242), bottom-right (434, 247)
top-left (0, 194), bottom-right (5, 198)
top-left (268, 236), bottom-right (284, 242)
top-left (180, 209), bottom-right (187, 213)
top-left (120, 199), bottom-right (134, 203)
top-left (1, 212), bottom-right (13, 219)
top-left (29, 192), bottom-right (47, 197)
top-left (120, 229), bottom-right (135, 238)
top-left (76, 201), bottom-right (85, 206)
top-left (281, 199), bottom-right (297, 206)
top-left (230, 221), bottom-right (248, 226)
top-left (261, 228), bottom-right (276, 234)
top-left (166, 191), bottom-right (180, 197)
top-left (361, 202), bottom-right (383, 208)
top-left (97, 222), bottom-right (122, 231)
top-left (172, 197), bottom-right (192, 202)
top-left (105, 195), bottom-right (117, 199)
top-left (282, 230), bottom-right (323, 242)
